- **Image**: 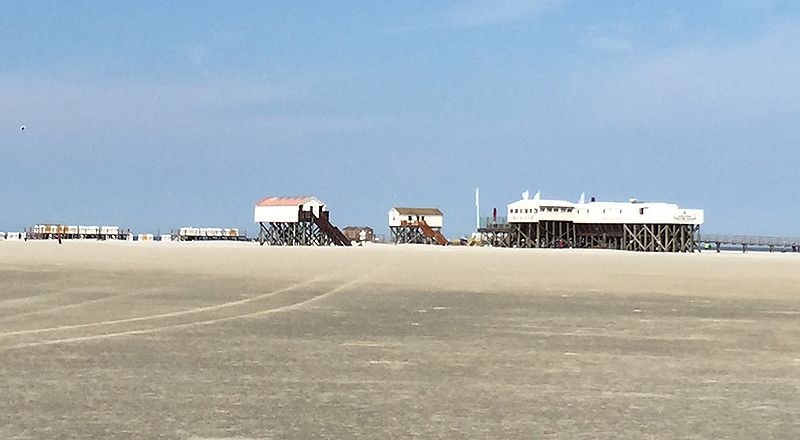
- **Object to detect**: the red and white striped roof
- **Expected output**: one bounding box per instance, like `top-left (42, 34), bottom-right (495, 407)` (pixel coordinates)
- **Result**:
top-left (255, 196), bottom-right (318, 207)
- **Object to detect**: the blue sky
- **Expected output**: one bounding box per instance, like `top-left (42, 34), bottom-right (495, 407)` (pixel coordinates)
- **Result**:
top-left (2, 1), bottom-right (799, 237)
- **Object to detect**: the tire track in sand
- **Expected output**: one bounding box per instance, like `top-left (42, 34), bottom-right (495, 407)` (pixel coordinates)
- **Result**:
top-left (0, 291), bottom-right (138, 323)
top-left (1, 275), bottom-right (364, 351)
top-left (0, 289), bottom-right (70, 308)
top-left (0, 277), bottom-right (323, 338)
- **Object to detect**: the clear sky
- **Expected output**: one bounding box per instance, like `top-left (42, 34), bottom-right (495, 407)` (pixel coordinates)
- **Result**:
top-left (2, 1), bottom-right (799, 237)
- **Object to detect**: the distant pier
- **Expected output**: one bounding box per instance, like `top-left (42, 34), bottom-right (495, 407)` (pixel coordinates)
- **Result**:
top-left (698, 234), bottom-right (800, 253)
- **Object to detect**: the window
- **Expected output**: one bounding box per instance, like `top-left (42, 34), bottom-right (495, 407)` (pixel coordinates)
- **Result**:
top-left (408, 215), bottom-right (412, 221)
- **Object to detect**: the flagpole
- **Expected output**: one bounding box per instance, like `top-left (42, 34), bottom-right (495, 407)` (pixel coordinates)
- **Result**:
top-left (475, 187), bottom-right (480, 231)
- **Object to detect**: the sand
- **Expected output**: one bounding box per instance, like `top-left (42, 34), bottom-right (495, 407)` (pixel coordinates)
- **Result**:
top-left (0, 241), bottom-right (799, 439)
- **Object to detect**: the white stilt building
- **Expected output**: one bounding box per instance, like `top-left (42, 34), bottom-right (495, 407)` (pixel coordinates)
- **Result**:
top-left (482, 192), bottom-right (704, 252)
top-left (254, 196), bottom-right (350, 246)
top-left (388, 207), bottom-right (447, 245)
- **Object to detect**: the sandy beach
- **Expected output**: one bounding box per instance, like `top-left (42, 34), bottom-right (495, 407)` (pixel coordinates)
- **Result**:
top-left (1, 241), bottom-right (799, 438)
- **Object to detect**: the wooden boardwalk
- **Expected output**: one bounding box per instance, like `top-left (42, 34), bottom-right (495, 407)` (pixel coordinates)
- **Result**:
top-left (698, 234), bottom-right (800, 253)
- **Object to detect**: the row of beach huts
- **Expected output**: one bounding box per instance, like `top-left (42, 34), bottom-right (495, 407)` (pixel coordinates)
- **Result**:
top-left (12, 225), bottom-right (245, 242)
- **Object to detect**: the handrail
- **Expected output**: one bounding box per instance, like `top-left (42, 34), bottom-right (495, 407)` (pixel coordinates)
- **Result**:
top-left (699, 234), bottom-right (800, 246)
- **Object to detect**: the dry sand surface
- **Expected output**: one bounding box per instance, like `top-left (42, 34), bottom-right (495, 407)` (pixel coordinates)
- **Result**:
top-left (1, 240), bottom-right (799, 439)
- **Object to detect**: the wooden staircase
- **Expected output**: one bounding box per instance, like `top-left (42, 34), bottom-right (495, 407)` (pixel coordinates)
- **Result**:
top-left (418, 220), bottom-right (448, 246)
top-left (310, 211), bottom-right (351, 246)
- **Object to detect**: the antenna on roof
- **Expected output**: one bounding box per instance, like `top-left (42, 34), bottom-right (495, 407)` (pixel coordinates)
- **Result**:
top-left (578, 192), bottom-right (585, 204)
top-left (533, 190), bottom-right (541, 201)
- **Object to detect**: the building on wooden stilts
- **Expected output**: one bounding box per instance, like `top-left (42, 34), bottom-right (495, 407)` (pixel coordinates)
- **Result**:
top-left (254, 196), bottom-right (351, 246)
top-left (388, 207), bottom-right (448, 245)
top-left (477, 222), bottom-right (512, 247)
top-left (573, 198), bottom-right (703, 252)
top-left (490, 191), bottom-right (704, 252)
top-left (507, 195), bottom-right (577, 248)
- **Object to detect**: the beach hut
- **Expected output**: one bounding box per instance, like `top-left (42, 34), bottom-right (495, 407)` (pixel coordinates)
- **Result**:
top-left (342, 226), bottom-right (374, 243)
top-left (388, 207), bottom-right (447, 245)
top-left (254, 196), bottom-right (350, 246)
